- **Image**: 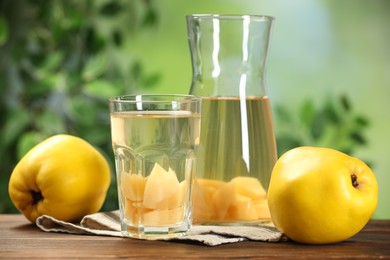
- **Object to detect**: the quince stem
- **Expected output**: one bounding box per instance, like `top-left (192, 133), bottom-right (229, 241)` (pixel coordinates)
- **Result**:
top-left (351, 174), bottom-right (359, 188)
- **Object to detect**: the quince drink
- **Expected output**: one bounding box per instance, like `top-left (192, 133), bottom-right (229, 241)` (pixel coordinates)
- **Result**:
top-left (193, 96), bottom-right (277, 224)
top-left (111, 110), bottom-right (200, 237)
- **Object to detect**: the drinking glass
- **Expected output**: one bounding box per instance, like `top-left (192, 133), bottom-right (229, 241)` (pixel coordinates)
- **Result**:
top-left (109, 94), bottom-right (201, 238)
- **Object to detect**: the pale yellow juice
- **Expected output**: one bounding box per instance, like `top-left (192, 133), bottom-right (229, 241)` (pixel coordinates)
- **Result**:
top-left (110, 110), bottom-right (200, 236)
top-left (193, 96), bottom-right (277, 224)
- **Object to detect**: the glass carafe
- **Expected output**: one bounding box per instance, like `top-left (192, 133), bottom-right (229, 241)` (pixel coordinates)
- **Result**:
top-left (187, 14), bottom-right (277, 225)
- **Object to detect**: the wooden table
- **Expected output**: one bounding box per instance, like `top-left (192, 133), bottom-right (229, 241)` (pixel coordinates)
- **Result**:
top-left (1, 214), bottom-right (389, 259)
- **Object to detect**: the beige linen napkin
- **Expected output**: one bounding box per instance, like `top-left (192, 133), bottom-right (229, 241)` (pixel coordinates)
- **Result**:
top-left (36, 210), bottom-right (283, 246)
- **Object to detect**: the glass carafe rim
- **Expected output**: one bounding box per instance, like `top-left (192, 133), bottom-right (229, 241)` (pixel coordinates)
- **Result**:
top-left (186, 14), bottom-right (275, 22)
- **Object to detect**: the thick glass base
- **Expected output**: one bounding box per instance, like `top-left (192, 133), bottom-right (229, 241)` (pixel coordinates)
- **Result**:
top-left (121, 222), bottom-right (191, 239)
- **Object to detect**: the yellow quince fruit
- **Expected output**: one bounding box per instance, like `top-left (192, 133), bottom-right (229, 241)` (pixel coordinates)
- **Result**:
top-left (267, 146), bottom-right (378, 244)
top-left (8, 134), bottom-right (111, 223)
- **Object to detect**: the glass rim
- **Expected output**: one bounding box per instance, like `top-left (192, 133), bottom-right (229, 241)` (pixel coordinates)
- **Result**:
top-left (186, 14), bottom-right (275, 22)
top-left (109, 94), bottom-right (201, 103)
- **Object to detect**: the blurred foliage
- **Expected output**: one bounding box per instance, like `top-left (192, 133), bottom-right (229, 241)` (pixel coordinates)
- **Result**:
top-left (0, 0), bottom-right (160, 213)
top-left (274, 94), bottom-right (370, 160)
top-left (0, 0), bottom-right (370, 214)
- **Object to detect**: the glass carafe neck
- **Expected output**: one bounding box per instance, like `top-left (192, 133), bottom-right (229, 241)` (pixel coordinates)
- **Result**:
top-left (187, 14), bottom-right (274, 97)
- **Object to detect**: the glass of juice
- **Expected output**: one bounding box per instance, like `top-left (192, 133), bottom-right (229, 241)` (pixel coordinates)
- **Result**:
top-left (109, 94), bottom-right (201, 238)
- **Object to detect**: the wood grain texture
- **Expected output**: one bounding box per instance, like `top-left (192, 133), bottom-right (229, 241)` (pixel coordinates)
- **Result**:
top-left (0, 214), bottom-right (389, 259)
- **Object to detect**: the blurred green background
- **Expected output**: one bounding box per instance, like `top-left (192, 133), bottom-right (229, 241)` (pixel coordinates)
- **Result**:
top-left (1, 0), bottom-right (389, 219)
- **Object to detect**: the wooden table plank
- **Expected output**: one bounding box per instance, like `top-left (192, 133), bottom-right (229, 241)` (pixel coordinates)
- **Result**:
top-left (0, 214), bottom-right (389, 259)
